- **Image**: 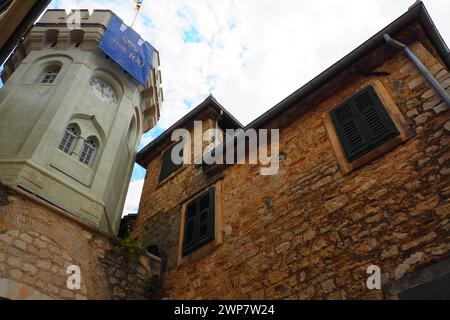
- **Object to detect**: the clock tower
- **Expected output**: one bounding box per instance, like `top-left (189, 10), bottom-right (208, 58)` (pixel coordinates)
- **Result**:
top-left (0, 9), bottom-right (162, 234)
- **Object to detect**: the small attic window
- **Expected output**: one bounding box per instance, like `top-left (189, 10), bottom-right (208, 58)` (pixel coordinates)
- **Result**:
top-left (329, 86), bottom-right (399, 162)
top-left (159, 142), bottom-right (183, 182)
top-left (323, 80), bottom-right (413, 175)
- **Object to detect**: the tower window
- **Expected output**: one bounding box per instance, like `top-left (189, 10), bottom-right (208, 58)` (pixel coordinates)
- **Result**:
top-left (41, 70), bottom-right (59, 84)
top-left (79, 138), bottom-right (97, 167)
top-left (40, 65), bottom-right (61, 84)
top-left (127, 116), bottom-right (137, 151)
top-left (58, 126), bottom-right (78, 154)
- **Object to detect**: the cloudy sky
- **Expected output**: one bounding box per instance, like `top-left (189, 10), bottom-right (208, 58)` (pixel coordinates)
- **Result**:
top-left (44, 0), bottom-right (449, 215)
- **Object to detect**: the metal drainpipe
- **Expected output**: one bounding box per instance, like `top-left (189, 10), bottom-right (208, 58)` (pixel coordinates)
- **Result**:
top-left (384, 33), bottom-right (450, 108)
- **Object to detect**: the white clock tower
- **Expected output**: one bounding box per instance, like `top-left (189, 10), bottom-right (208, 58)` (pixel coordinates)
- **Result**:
top-left (0, 9), bottom-right (162, 234)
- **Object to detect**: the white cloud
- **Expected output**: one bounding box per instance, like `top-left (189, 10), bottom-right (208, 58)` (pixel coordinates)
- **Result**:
top-left (123, 178), bottom-right (145, 214)
top-left (49, 0), bottom-right (450, 217)
top-left (51, 0), bottom-right (450, 127)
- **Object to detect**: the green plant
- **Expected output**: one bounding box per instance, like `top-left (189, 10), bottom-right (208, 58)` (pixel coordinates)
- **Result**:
top-left (117, 236), bottom-right (142, 261)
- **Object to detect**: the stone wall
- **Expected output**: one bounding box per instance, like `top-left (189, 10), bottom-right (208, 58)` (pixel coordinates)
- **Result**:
top-left (0, 228), bottom-right (89, 299)
top-left (140, 206), bottom-right (180, 269)
top-left (135, 25), bottom-right (450, 299)
top-left (101, 250), bottom-right (162, 300)
top-left (0, 182), bottom-right (159, 300)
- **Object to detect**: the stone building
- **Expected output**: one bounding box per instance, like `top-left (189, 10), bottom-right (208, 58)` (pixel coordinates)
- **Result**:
top-left (0, 9), bottom-right (162, 299)
top-left (134, 2), bottom-right (450, 299)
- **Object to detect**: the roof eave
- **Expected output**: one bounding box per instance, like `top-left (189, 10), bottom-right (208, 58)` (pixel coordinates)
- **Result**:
top-left (136, 95), bottom-right (242, 167)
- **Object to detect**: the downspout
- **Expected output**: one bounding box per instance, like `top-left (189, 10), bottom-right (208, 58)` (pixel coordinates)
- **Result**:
top-left (384, 33), bottom-right (450, 108)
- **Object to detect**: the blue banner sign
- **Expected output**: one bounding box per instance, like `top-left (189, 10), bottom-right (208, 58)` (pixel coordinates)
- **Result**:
top-left (99, 15), bottom-right (154, 86)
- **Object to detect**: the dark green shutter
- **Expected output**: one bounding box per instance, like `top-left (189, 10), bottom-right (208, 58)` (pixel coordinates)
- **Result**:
top-left (159, 142), bottom-right (183, 181)
top-left (330, 86), bottom-right (399, 162)
top-left (184, 202), bottom-right (197, 248)
top-left (330, 101), bottom-right (369, 161)
top-left (182, 188), bottom-right (215, 256)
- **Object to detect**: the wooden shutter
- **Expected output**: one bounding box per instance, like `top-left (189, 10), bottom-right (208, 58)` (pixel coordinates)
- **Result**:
top-left (183, 201), bottom-right (197, 250)
top-left (182, 188), bottom-right (215, 256)
top-left (159, 142), bottom-right (183, 181)
top-left (330, 86), bottom-right (399, 162)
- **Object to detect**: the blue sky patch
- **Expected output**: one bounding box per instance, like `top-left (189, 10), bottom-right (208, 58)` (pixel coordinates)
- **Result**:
top-left (131, 164), bottom-right (146, 181)
top-left (132, 124), bottom-right (166, 181)
top-left (228, 19), bottom-right (237, 30)
top-left (138, 125), bottom-right (165, 152)
top-left (141, 15), bottom-right (154, 29)
top-left (183, 99), bottom-right (193, 108)
top-left (206, 74), bottom-right (216, 92)
top-left (183, 26), bottom-right (202, 43)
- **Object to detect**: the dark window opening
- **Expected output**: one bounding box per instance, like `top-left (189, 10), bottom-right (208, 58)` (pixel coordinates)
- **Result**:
top-left (330, 86), bottom-right (399, 162)
top-left (182, 188), bottom-right (215, 256)
top-left (398, 273), bottom-right (450, 300)
top-left (69, 29), bottom-right (84, 47)
top-left (159, 142), bottom-right (183, 182)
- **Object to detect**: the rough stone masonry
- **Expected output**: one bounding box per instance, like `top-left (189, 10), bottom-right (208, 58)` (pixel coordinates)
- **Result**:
top-left (0, 182), bottom-right (161, 299)
top-left (134, 20), bottom-right (450, 299)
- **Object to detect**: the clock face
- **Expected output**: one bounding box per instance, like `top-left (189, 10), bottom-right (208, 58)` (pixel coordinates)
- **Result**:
top-left (89, 77), bottom-right (118, 104)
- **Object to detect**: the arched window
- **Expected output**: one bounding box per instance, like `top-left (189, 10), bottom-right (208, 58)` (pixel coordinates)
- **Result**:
top-left (40, 65), bottom-right (61, 84)
top-left (127, 116), bottom-right (137, 150)
top-left (79, 137), bottom-right (97, 166)
top-left (58, 126), bottom-right (78, 154)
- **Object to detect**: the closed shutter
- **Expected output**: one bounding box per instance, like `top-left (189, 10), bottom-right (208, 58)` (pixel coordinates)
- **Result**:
top-left (183, 202), bottom-right (197, 250)
top-left (159, 142), bottom-right (183, 181)
top-left (330, 86), bottom-right (399, 162)
top-left (182, 188), bottom-right (215, 256)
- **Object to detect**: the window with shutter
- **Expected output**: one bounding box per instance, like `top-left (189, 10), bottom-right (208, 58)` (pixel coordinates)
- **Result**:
top-left (182, 188), bottom-right (215, 256)
top-left (330, 86), bottom-right (399, 162)
top-left (159, 142), bottom-right (183, 182)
